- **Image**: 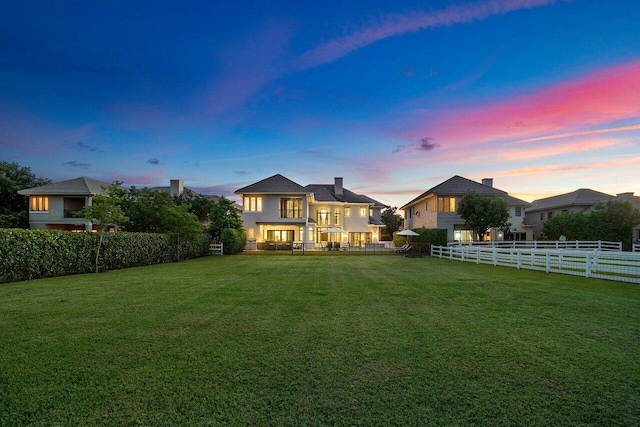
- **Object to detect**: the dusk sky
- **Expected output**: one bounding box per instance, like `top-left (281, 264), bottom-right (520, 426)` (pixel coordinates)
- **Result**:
top-left (1, 0), bottom-right (639, 208)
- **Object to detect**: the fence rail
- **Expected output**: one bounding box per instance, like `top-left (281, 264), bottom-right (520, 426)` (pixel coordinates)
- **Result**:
top-left (433, 245), bottom-right (640, 284)
top-left (634, 243), bottom-right (640, 253)
top-left (447, 240), bottom-right (622, 251)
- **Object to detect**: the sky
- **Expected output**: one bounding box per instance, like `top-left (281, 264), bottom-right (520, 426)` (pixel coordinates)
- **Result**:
top-left (1, 0), bottom-right (639, 208)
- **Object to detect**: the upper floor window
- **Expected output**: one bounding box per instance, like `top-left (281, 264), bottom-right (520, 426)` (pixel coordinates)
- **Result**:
top-left (369, 208), bottom-right (373, 217)
top-left (548, 212), bottom-right (553, 220)
top-left (344, 206), bottom-right (351, 217)
top-left (515, 207), bottom-right (522, 217)
top-left (334, 208), bottom-right (341, 226)
top-left (244, 196), bottom-right (262, 212)
top-left (30, 196), bottom-right (49, 212)
top-left (360, 207), bottom-right (367, 217)
top-left (437, 197), bottom-right (456, 212)
top-left (317, 209), bottom-right (330, 225)
top-left (279, 198), bottom-right (303, 218)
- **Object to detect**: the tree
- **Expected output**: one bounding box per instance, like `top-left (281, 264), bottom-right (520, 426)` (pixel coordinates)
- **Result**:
top-left (175, 193), bottom-right (216, 224)
top-left (75, 192), bottom-right (128, 273)
top-left (208, 197), bottom-right (243, 241)
top-left (0, 161), bottom-right (50, 228)
top-left (588, 200), bottom-right (640, 251)
top-left (457, 192), bottom-right (510, 241)
top-left (112, 187), bottom-right (202, 236)
top-left (542, 211), bottom-right (589, 240)
top-left (381, 207), bottom-right (403, 240)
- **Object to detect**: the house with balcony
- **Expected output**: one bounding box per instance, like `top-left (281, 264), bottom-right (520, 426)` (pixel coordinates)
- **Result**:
top-left (235, 174), bottom-right (386, 250)
top-left (400, 175), bottom-right (531, 242)
top-left (17, 177), bottom-right (114, 231)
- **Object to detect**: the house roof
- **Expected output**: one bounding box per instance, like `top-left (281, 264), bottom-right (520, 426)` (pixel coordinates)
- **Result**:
top-left (235, 174), bottom-right (309, 194)
top-left (304, 184), bottom-right (386, 207)
top-left (528, 189), bottom-right (614, 212)
top-left (400, 175), bottom-right (509, 209)
top-left (18, 177), bottom-right (113, 196)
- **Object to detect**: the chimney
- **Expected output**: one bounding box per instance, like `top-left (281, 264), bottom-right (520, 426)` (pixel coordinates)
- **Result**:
top-left (482, 178), bottom-right (493, 187)
top-left (334, 177), bottom-right (344, 197)
top-left (170, 179), bottom-right (184, 197)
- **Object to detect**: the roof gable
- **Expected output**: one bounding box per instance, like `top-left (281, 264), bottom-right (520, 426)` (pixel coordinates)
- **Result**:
top-left (401, 175), bottom-right (507, 209)
top-left (304, 184), bottom-right (386, 207)
top-left (17, 177), bottom-right (113, 196)
top-left (235, 174), bottom-right (309, 194)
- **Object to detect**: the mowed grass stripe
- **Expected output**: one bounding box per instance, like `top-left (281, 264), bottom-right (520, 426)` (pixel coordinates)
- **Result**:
top-left (1, 255), bottom-right (638, 426)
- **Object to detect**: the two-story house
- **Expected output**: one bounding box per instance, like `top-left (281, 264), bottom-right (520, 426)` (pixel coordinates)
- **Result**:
top-left (17, 177), bottom-right (113, 231)
top-left (525, 189), bottom-right (640, 240)
top-left (235, 174), bottom-right (386, 250)
top-left (400, 175), bottom-right (531, 243)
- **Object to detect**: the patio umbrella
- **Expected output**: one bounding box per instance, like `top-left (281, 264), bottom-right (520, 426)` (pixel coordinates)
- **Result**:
top-left (397, 229), bottom-right (419, 243)
top-left (326, 227), bottom-right (344, 249)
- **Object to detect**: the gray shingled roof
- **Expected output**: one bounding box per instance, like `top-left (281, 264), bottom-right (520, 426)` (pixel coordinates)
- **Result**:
top-left (305, 184), bottom-right (387, 207)
top-left (400, 175), bottom-right (508, 209)
top-left (18, 177), bottom-right (113, 196)
top-left (235, 174), bottom-right (309, 194)
top-left (528, 189), bottom-right (613, 211)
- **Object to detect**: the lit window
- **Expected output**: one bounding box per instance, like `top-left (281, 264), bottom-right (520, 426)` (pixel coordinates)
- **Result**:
top-left (334, 208), bottom-right (341, 226)
top-left (30, 196), bottom-right (49, 212)
top-left (369, 208), bottom-right (373, 217)
top-left (266, 230), bottom-right (294, 241)
top-left (244, 196), bottom-right (262, 212)
top-left (317, 209), bottom-right (330, 225)
top-left (344, 206), bottom-right (351, 217)
top-left (360, 207), bottom-right (367, 217)
top-left (248, 228), bottom-right (255, 239)
top-left (437, 197), bottom-right (456, 212)
top-left (279, 198), bottom-right (303, 218)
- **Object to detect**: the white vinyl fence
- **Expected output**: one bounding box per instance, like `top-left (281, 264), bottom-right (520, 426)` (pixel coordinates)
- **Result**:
top-left (432, 245), bottom-right (640, 284)
top-left (447, 240), bottom-right (622, 251)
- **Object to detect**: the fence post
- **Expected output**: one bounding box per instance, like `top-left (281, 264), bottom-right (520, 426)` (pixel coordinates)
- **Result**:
top-left (493, 248), bottom-right (497, 266)
top-left (545, 250), bottom-right (550, 273)
top-left (585, 252), bottom-right (591, 278)
top-left (516, 250), bottom-right (521, 269)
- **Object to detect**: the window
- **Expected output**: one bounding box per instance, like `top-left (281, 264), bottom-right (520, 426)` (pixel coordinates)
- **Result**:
top-left (437, 197), bottom-right (456, 212)
top-left (344, 206), bottom-right (351, 217)
top-left (515, 207), bottom-right (522, 217)
top-left (247, 228), bottom-right (255, 239)
top-left (30, 196), bottom-right (49, 212)
top-left (540, 213), bottom-right (544, 221)
top-left (244, 196), bottom-right (262, 212)
top-left (548, 212), bottom-right (553, 220)
top-left (369, 208), bottom-right (373, 217)
top-left (360, 207), bottom-right (367, 217)
top-left (317, 209), bottom-right (330, 225)
top-left (279, 198), bottom-right (303, 218)
top-left (266, 230), bottom-right (294, 241)
top-left (334, 209), bottom-right (341, 226)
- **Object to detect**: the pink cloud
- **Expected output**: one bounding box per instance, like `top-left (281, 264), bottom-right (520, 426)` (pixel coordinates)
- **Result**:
top-left (293, 0), bottom-right (558, 71)
top-left (403, 59), bottom-right (640, 144)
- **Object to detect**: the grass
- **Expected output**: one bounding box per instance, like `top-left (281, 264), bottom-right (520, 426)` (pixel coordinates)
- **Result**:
top-left (1, 254), bottom-right (639, 426)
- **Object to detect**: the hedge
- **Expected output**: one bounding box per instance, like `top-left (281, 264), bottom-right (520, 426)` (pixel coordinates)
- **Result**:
top-left (0, 229), bottom-right (211, 283)
top-left (393, 228), bottom-right (448, 252)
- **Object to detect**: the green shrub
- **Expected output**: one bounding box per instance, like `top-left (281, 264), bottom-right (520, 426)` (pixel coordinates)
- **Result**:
top-left (0, 229), bottom-right (211, 283)
top-left (393, 228), bottom-right (447, 252)
top-left (220, 228), bottom-right (246, 254)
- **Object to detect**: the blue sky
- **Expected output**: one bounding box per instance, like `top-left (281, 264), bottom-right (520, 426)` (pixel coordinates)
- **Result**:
top-left (1, 0), bottom-right (639, 208)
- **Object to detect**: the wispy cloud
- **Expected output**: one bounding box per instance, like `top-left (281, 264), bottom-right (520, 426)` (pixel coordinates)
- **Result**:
top-left (206, 0), bottom-right (558, 115)
top-left (147, 158), bottom-right (161, 165)
top-left (292, 0), bottom-right (558, 71)
top-left (63, 160), bottom-right (91, 169)
top-left (75, 141), bottom-right (104, 153)
top-left (397, 59), bottom-right (640, 144)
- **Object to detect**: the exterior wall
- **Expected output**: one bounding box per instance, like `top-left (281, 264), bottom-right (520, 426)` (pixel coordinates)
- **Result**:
top-left (404, 195), bottom-right (532, 242)
top-left (525, 205), bottom-right (590, 239)
top-left (27, 195), bottom-right (92, 230)
top-left (241, 193), bottom-right (311, 247)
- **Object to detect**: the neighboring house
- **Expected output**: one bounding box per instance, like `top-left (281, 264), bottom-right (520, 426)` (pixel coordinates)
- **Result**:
top-left (400, 176), bottom-right (531, 243)
top-left (17, 177), bottom-right (113, 231)
top-left (525, 189), bottom-right (640, 240)
top-left (18, 177), bottom-right (239, 231)
top-left (235, 174), bottom-right (387, 249)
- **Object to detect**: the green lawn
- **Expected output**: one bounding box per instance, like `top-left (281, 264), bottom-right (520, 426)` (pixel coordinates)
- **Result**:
top-left (1, 254), bottom-right (639, 426)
